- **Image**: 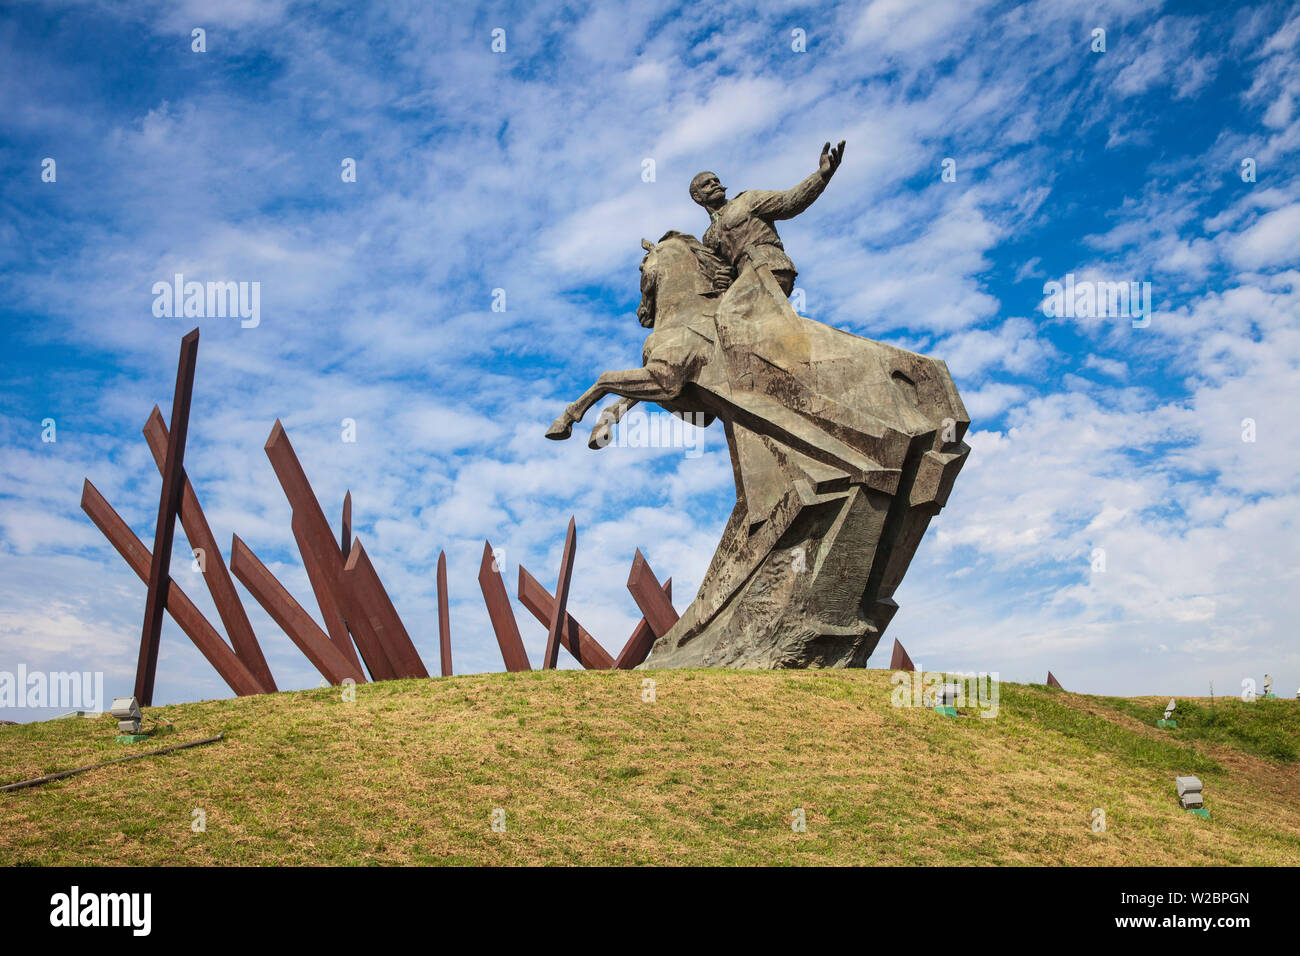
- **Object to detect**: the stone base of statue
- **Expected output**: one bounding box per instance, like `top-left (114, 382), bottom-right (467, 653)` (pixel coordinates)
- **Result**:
top-left (640, 261), bottom-right (969, 669)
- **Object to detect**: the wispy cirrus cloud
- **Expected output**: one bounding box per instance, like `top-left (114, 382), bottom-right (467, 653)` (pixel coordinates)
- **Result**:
top-left (1, 0), bottom-right (1298, 720)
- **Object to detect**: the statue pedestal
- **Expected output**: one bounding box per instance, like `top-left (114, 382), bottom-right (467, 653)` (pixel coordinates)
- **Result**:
top-left (642, 262), bottom-right (969, 670)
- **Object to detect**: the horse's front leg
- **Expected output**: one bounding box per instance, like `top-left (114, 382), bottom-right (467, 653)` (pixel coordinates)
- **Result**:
top-left (588, 397), bottom-right (638, 450)
top-left (545, 379), bottom-right (612, 440)
top-left (545, 366), bottom-right (674, 440)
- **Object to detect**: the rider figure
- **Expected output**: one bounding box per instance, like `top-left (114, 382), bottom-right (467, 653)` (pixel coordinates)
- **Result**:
top-left (690, 140), bottom-right (845, 297)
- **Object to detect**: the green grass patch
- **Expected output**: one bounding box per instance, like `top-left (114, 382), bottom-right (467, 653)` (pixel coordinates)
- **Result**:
top-left (1096, 694), bottom-right (1299, 762)
top-left (1, 670), bottom-right (1297, 865)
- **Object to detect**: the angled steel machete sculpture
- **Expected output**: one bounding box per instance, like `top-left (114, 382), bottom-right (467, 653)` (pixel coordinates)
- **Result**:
top-left (86, 144), bottom-right (974, 695)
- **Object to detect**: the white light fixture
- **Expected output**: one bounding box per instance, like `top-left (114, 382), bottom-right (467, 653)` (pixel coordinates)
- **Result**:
top-left (110, 696), bottom-right (142, 735)
top-left (1175, 775), bottom-right (1203, 810)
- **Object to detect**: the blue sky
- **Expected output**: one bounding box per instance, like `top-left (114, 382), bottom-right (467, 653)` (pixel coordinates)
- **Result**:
top-left (2, 0), bottom-right (1298, 720)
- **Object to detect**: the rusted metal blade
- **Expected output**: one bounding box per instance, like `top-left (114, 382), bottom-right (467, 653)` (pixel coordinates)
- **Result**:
top-left (626, 549), bottom-right (679, 640)
top-left (517, 566), bottom-right (614, 669)
top-left (263, 420), bottom-right (399, 682)
top-left (322, 542), bottom-right (396, 680)
top-left (341, 490), bottom-right (352, 556)
top-left (542, 518), bottom-right (578, 670)
top-left (143, 406), bottom-right (277, 693)
top-left (82, 479), bottom-right (265, 697)
top-left (1046, 671), bottom-right (1064, 690)
top-left (333, 543), bottom-right (398, 681)
top-left (478, 541), bottom-right (530, 671)
top-left (437, 550), bottom-right (452, 677)
top-left (229, 535), bottom-right (366, 685)
top-left (136, 328), bottom-right (199, 706)
top-left (292, 511), bottom-right (363, 676)
top-left (613, 577), bottom-right (672, 670)
top-left (890, 639), bottom-right (915, 672)
top-left (344, 538), bottom-right (429, 679)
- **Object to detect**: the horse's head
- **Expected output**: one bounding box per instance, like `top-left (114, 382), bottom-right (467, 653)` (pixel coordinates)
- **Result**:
top-left (636, 231), bottom-right (725, 329)
top-left (636, 237), bottom-right (659, 328)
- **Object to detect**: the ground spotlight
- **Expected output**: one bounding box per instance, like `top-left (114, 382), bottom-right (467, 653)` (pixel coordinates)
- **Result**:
top-left (110, 696), bottom-right (142, 735)
top-left (1176, 775), bottom-right (1208, 818)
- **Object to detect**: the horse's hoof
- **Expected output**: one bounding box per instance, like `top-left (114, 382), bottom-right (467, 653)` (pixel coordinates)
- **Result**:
top-left (588, 424), bottom-right (612, 450)
top-left (545, 418), bottom-right (573, 440)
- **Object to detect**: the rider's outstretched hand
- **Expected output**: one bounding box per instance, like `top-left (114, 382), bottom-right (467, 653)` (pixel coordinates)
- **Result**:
top-left (819, 140), bottom-right (846, 179)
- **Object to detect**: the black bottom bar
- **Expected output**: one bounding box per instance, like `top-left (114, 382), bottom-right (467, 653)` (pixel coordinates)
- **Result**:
top-left (1, 866), bottom-right (1275, 941)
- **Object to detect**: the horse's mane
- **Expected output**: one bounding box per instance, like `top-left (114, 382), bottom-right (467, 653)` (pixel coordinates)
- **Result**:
top-left (656, 230), bottom-right (727, 279)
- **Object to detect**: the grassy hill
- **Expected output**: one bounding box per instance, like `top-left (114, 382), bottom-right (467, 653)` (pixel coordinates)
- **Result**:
top-left (2, 669), bottom-right (1297, 865)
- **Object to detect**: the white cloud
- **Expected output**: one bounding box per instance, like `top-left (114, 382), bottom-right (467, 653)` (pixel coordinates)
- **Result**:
top-left (1227, 203), bottom-right (1300, 270)
top-left (3, 0), bottom-right (1299, 711)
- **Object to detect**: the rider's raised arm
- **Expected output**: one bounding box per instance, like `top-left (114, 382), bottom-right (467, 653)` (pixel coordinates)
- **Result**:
top-left (743, 169), bottom-right (829, 222)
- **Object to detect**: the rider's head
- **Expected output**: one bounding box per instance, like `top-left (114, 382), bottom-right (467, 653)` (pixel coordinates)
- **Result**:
top-left (690, 171), bottom-right (726, 209)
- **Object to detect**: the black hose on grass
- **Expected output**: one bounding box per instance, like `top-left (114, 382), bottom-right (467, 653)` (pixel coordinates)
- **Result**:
top-left (0, 733), bottom-right (224, 793)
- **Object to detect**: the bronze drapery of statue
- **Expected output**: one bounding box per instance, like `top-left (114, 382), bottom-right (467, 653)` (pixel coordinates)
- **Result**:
top-left (547, 141), bottom-right (970, 668)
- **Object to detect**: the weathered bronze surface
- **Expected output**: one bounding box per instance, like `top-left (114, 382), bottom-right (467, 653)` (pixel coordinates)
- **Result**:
top-left (547, 142), bottom-right (970, 669)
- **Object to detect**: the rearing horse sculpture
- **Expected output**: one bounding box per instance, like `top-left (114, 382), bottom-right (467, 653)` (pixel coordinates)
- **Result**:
top-left (547, 231), bottom-right (972, 669)
top-left (546, 231), bottom-right (722, 450)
